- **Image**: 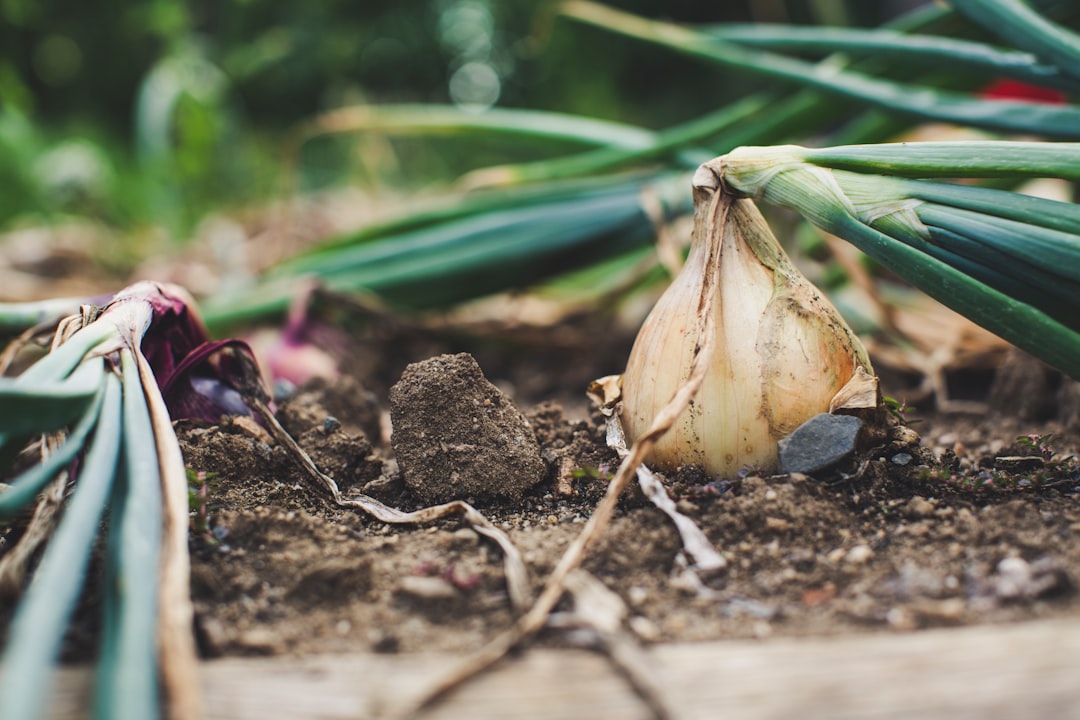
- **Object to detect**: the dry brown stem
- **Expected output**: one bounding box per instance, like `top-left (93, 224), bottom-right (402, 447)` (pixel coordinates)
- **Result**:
top-left (558, 569), bottom-right (675, 720)
top-left (0, 471), bottom-right (67, 597)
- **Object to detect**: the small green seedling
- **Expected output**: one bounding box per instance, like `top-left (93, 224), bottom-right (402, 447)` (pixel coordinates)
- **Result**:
top-left (186, 469), bottom-right (221, 537)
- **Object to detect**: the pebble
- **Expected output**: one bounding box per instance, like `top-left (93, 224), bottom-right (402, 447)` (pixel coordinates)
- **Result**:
top-left (912, 598), bottom-right (965, 622)
top-left (368, 628), bottom-right (400, 654)
top-left (752, 621), bottom-right (773, 639)
top-left (629, 616), bottom-right (661, 642)
top-left (765, 516), bottom-right (791, 532)
top-left (993, 557), bottom-right (1032, 599)
top-left (904, 496), bottom-right (935, 519)
top-left (197, 617), bottom-right (229, 654)
top-left (399, 575), bottom-right (458, 600)
top-left (778, 413), bottom-right (863, 475)
top-left (989, 556), bottom-right (1070, 601)
top-left (452, 528), bottom-right (479, 545)
top-left (892, 561), bottom-right (947, 597)
top-left (725, 597), bottom-right (780, 620)
top-left (676, 499), bottom-right (699, 515)
top-left (885, 606), bottom-right (918, 631)
top-left (890, 426), bottom-right (920, 447)
top-left (229, 415), bottom-right (274, 444)
top-left (236, 628), bottom-right (279, 652)
top-left (845, 544), bottom-right (875, 565)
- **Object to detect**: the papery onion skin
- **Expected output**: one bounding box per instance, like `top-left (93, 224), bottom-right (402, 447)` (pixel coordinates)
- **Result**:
top-left (620, 171), bottom-right (872, 478)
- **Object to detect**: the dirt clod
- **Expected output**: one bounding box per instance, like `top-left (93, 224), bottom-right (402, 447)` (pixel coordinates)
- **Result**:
top-left (389, 353), bottom-right (545, 504)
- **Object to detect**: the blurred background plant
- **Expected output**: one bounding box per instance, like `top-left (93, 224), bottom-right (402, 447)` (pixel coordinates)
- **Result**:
top-left (0, 1), bottom-right (926, 243)
top-left (2, 0), bottom-right (1078, 386)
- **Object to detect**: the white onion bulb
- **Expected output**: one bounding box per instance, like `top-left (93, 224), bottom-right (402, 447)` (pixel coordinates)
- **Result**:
top-left (620, 164), bottom-right (873, 477)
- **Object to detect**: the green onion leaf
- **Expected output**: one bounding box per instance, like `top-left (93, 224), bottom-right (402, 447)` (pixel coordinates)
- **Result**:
top-left (94, 349), bottom-right (162, 720)
top-left (703, 24), bottom-right (1080, 92)
top-left (804, 142), bottom-right (1080, 179)
top-left (561, 2), bottom-right (1080, 139)
top-left (0, 360), bottom-right (104, 434)
top-left (0, 373), bottom-right (122, 720)
top-left (0, 377), bottom-right (107, 519)
top-left (298, 103), bottom-right (658, 150)
top-left (201, 174), bottom-right (687, 328)
top-left (951, 0), bottom-right (1080, 81)
top-left (856, 176), bottom-right (1080, 236)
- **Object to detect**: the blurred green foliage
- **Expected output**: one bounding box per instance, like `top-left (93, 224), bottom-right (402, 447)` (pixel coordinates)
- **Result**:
top-left (0, 0), bottom-right (919, 240)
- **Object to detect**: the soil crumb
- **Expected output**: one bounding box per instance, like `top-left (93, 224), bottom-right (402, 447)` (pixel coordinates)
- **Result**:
top-left (389, 353), bottom-right (545, 504)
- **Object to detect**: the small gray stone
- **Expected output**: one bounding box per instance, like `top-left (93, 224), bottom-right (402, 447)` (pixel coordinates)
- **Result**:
top-left (845, 544), bottom-right (874, 565)
top-left (778, 413), bottom-right (863, 475)
top-left (398, 575), bottom-right (458, 600)
top-left (992, 556), bottom-right (1071, 600)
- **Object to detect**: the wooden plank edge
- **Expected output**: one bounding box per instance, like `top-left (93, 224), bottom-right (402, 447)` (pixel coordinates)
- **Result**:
top-left (46, 617), bottom-right (1080, 720)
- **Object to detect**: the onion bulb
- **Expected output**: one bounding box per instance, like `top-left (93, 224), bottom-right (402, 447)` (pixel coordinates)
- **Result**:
top-left (620, 162), bottom-right (873, 477)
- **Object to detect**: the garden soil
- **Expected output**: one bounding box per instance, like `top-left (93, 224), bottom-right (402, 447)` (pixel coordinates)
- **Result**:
top-left (4, 316), bottom-right (1080, 669)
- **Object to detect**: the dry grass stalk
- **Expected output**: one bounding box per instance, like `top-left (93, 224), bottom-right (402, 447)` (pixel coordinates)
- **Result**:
top-left (0, 472), bottom-right (67, 596)
top-left (0, 313), bottom-right (93, 595)
top-left (558, 569), bottom-right (676, 720)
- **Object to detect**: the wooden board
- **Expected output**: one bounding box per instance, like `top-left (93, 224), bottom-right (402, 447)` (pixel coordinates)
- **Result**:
top-left (47, 618), bottom-right (1080, 719)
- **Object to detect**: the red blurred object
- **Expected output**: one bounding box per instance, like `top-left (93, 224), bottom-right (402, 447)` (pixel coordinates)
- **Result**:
top-left (980, 78), bottom-right (1066, 104)
top-left (261, 284), bottom-right (344, 388)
